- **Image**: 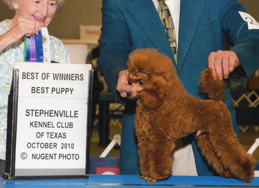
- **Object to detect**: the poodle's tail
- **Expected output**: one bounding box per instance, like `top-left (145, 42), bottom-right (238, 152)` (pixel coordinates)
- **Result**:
top-left (198, 68), bottom-right (227, 101)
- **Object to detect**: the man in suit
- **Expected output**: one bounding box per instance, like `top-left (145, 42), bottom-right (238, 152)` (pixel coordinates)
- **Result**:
top-left (98, 0), bottom-right (259, 176)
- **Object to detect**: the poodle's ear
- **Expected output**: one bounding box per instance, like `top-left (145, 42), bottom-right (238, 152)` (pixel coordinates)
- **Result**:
top-left (140, 75), bottom-right (167, 109)
top-left (128, 48), bottom-right (175, 78)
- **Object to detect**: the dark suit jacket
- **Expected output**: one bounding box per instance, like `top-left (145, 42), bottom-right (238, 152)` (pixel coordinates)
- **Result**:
top-left (98, 0), bottom-right (259, 175)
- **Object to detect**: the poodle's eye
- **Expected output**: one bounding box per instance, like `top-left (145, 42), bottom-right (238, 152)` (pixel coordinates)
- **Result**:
top-left (128, 81), bottom-right (132, 85)
top-left (139, 81), bottom-right (144, 86)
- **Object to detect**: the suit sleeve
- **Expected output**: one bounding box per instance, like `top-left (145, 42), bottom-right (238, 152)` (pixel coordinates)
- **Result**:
top-left (221, 0), bottom-right (259, 81)
top-left (98, 0), bottom-right (133, 98)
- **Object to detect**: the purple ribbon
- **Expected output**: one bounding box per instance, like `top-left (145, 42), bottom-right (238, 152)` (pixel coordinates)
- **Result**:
top-left (30, 35), bottom-right (37, 62)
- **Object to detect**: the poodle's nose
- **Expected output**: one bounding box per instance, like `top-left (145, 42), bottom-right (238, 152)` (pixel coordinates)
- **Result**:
top-left (126, 92), bottom-right (131, 97)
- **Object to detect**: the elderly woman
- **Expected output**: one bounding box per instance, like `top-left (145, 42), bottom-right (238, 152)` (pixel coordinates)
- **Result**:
top-left (0, 0), bottom-right (70, 169)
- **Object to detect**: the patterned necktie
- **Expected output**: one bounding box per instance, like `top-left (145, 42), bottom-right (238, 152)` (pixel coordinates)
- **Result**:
top-left (157, 0), bottom-right (178, 63)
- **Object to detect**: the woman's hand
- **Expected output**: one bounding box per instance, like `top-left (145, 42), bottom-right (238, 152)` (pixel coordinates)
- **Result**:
top-left (208, 50), bottom-right (240, 80)
top-left (9, 16), bottom-right (41, 43)
top-left (0, 16), bottom-right (41, 52)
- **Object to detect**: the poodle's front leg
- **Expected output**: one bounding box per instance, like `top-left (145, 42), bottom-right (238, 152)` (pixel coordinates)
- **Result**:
top-left (147, 137), bottom-right (175, 182)
top-left (137, 135), bottom-right (151, 180)
top-left (135, 108), bottom-right (152, 180)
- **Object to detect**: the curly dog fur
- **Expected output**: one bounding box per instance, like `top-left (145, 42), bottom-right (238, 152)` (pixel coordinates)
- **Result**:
top-left (126, 48), bottom-right (255, 183)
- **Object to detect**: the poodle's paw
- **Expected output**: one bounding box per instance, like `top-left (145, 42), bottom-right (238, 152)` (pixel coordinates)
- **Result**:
top-left (146, 177), bottom-right (158, 182)
top-left (140, 175), bottom-right (157, 182)
top-left (157, 174), bottom-right (170, 181)
top-left (140, 175), bottom-right (148, 180)
top-left (239, 171), bottom-right (254, 183)
top-left (149, 172), bottom-right (170, 182)
top-left (140, 174), bottom-right (170, 182)
top-left (234, 158), bottom-right (255, 183)
top-left (238, 164), bottom-right (254, 183)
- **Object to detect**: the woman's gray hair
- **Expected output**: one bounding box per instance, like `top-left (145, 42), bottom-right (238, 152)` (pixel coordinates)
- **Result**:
top-left (3, 0), bottom-right (65, 10)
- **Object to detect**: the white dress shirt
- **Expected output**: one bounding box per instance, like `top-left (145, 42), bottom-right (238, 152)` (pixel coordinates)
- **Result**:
top-left (152, 0), bottom-right (198, 176)
top-left (153, 0), bottom-right (180, 44)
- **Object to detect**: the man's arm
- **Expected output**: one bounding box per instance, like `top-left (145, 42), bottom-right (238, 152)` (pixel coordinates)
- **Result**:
top-left (217, 0), bottom-right (259, 81)
top-left (98, 0), bottom-right (133, 101)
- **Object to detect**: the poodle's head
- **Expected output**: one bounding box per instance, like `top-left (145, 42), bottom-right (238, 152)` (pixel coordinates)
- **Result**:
top-left (126, 48), bottom-right (175, 109)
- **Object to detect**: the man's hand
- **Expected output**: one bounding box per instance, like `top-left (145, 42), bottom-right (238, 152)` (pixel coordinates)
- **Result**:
top-left (116, 70), bottom-right (131, 98)
top-left (208, 50), bottom-right (240, 80)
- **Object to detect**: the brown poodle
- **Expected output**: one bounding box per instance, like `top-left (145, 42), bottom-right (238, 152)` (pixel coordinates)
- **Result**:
top-left (126, 48), bottom-right (255, 183)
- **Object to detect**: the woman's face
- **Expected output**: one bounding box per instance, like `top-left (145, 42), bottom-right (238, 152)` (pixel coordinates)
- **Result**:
top-left (12, 0), bottom-right (58, 27)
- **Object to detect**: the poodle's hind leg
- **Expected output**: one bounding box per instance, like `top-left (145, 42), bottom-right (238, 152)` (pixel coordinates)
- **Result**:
top-left (146, 138), bottom-right (175, 182)
top-left (196, 133), bottom-right (233, 178)
top-left (206, 115), bottom-right (256, 183)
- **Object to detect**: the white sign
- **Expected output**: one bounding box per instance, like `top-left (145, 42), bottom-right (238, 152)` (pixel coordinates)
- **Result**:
top-left (13, 62), bottom-right (92, 176)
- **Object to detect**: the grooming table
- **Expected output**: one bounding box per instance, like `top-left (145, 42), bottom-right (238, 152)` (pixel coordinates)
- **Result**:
top-left (1, 174), bottom-right (259, 188)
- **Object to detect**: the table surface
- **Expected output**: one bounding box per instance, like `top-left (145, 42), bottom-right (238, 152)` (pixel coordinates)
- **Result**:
top-left (1, 174), bottom-right (259, 188)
